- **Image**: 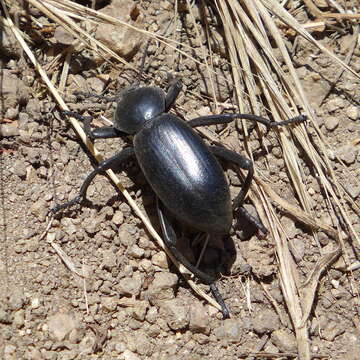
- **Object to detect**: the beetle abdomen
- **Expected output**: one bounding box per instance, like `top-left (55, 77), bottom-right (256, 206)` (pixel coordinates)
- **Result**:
top-left (134, 114), bottom-right (232, 234)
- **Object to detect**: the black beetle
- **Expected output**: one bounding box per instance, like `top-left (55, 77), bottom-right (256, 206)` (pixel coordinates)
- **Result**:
top-left (53, 78), bottom-right (306, 318)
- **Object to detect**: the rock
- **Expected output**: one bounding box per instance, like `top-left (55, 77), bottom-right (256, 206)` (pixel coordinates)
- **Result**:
top-left (13, 309), bottom-right (25, 328)
top-left (30, 297), bottom-right (40, 309)
top-left (79, 334), bottom-right (97, 355)
top-left (280, 216), bottom-right (299, 238)
top-left (271, 329), bottom-right (297, 352)
top-left (0, 304), bottom-right (12, 324)
top-left (213, 318), bottom-right (242, 343)
top-left (26, 98), bottom-right (41, 120)
top-left (346, 105), bottom-right (359, 120)
top-left (30, 199), bottom-right (48, 222)
top-left (1, 28), bottom-right (20, 57)
top-left (95, 0), bottom-right (143, 60)
top-left (47, 313), bottom-right (78, 341)
top-left (189, 302), bottom-right (209, 334)
top-left (88, 77), bottom-right (107, 93)
top-left (336, 145), bottom-right (358, 165)
top-left (151, 251), bottom-right (168, 269)
top-left (344, 182), bottom-right (360, 200)
top-left (8, 289), bottom-right (26, 310)
top-left (119, 202), bottom-right (132, 218)
top-left (24, 347), bottom-right (43, 360)
top-left (147, 324), bottom-right (161, 338)
top-left (101, 249), bottom-right (117, 270)
top-left (322, 320), bottom-right (346, 341)
top-left (0, 123), bottom-right (20, 137)
top-left (326, 98), bottom-right (345, 112)
top-left (133, 331), bottom-right (152, 355)
top-left (11, 160), bottom-right (27, 178)
top-left (246, 238), bottom-right (276, 278)
top-left (112, 210), bottom-right (124, 225)
top-left (324, 116), bottom-right (339, 131)
top-left (54, 26), bottom-right (75, 45)
top-left (101, 296), bottom-right (118, 312)
top-left (5, 107), bottom-right (19, 119)
top-left (147, 272), bottom-right (178, 301)
top-left (252, 308), bottom-right (280, 334)
top-left (343, 344), bottom-right (360, 360)
top-left (118, 224), bottom-right (136, 246)
top-left (131, 301), bottom-right (148, 321)
top-left (117, 273), bottom-right (142, 296)
top-left (145, 306), bottom-right (158, 324)
top-left (123, 350), bottom-right (141, 360)
top-left (4, 344), bottom-right (17, 359)
top-left (0, 69), bottom-right (28, 101)
top-left (128, 244), bottom-right (144, 259)
top-left (159, 298), bottom-right (189, 330)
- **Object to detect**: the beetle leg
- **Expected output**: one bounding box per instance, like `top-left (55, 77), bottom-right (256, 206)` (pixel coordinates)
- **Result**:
top-left (62, 111), bottom-right (122, 140)
top-left (188, 113), bottom-right (306, 128)
top-left (165, 78), bottom-right (183, 112)
top-left (156, 198), bottom-right (230, 318)
top-left (90, 127), bottom-right (123, 140)
top-left (51, 148), bottom-right (135, 213)
top-left (156, 198), bottom-right (215, 284)
top-left (209, 145), bottom-right (268, 234)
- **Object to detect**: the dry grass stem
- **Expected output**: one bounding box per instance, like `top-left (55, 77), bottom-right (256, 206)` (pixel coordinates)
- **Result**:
top-left (215, 0), bottom-right (358, 358)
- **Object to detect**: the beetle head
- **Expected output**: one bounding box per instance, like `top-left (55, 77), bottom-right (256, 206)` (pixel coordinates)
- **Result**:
top-left (114, 86), bottom-right (166, 134)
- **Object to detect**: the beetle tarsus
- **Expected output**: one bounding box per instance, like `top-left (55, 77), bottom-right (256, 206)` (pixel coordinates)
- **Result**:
top-left (62, 110), bottom-right (93, 123)
top-left (210, 283), bottom-right (230, 319)
top-left (51, 195), bottom-right (82, 213)
top-left (237, 206), bottom-right (268, 235)
top-left (270, 114), bottom-right (307, 127)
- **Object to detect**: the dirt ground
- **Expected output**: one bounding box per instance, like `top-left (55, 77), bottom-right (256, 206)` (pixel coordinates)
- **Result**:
top-left (1, 1), bottom-right (359, 359)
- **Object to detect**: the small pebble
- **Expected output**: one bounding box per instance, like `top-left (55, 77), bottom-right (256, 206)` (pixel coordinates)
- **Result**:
top-left (213, 318), bottom-right (242, 343)
top-left (112, 210), bottom-right (124, 225)
top-left (271, 329), bottom-right (297, 352)
top-left (101, 296), bottom-right (118, 312)
top-left (159, 298), bottom-right (189, 330)
top-left (252, 308), bottom-right (280, 334)
top-left (326, 98), bottom-right (345, 112)
top-left (322, 320), bottom-right (345, 341)
top-left (117, 273), bottom-right (142, 296)
top-left (5, 107), bottom-right (19, 119)
top-left (147, 272), bottom-right (178, 301)
top-left (54, 26), bottom-right (75, 44)
top-left (145, 306), bottom-right (158, 324)
top-left (324, 117), bottom-right (339, 131)
top-left (128, 244), bottom-right (145, 259)
top-left (0, 123), bottom-right (20, 137)
top-left (346, 105), bottom-right (359, 120)
top-left (123, 350), bottom-right (141, 360)
top-left (47, 313), bottom-right (78, 341)
top-left (336, 145), bottom-right (357, 165)
top-left (151, 251), bottom-right (168, 269)
top-left (344, 183), bottom-right (360, 200)
top-left (189, 302), bottom-right (209, 334)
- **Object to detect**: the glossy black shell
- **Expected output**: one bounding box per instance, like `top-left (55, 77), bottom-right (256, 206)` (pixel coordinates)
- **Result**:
top-left (134, 114), bottom-right (232, 234)
top-left (114, 87), bottom-right (165, 134)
